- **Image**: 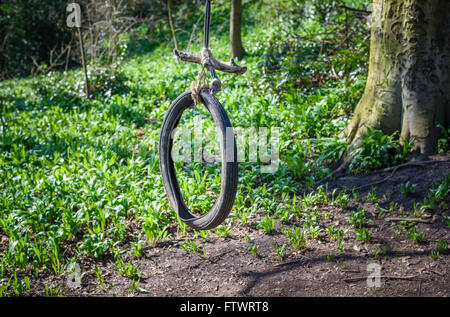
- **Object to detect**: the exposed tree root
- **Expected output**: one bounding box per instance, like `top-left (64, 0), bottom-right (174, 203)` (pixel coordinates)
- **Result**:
top-left (316, 158), bottom-right (448, 189)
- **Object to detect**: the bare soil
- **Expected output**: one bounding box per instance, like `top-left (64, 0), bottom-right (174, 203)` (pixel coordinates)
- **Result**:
top-left (30, 155), bottom-right (450, 297)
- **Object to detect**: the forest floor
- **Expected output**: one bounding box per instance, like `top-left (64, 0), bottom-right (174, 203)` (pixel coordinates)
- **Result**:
top-left (30, 155), bottom-right (450, 297)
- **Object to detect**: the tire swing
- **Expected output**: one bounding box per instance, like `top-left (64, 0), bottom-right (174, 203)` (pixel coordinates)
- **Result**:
top-left (159, 0), bottom-right (247, 230)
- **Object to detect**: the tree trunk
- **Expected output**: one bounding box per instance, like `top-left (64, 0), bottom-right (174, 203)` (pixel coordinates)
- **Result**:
top-left (167, 0), bottom-right (178, 51)
top-left (77, 26), bottom-right (90, 100)
top-left (230, 0), bottom-right (245, 59)
top-left (342, 0), bottom-right (450, 156)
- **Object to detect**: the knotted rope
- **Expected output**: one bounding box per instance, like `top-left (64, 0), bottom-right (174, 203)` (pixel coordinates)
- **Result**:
top-left (190, 47), bottom-right (213, 105)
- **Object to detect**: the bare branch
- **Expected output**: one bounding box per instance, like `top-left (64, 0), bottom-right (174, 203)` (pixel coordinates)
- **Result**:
top-left (174, 49), bottom-right (247, 75)
top-left (338, 4), bottom-right (371, 14)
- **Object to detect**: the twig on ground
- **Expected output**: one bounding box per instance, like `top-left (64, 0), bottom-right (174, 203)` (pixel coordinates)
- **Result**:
top-left (342, 269), bottom-right (361, 273)
top-left (344, 275), bottom-right (418, 283)
top-left (384, 217), bottom-right (434, 224)
top-left (428, 269), bottom-right (445, 277)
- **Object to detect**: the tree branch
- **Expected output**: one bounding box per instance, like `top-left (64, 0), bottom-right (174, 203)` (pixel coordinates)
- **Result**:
top-left (338, 4), bottom-right (371, 14)
top-left (174, 49), bottom-right (247, 75)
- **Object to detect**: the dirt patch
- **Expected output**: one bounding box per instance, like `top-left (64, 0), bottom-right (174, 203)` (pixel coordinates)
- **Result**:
top-left (28, 156), bottom-right (450, 297)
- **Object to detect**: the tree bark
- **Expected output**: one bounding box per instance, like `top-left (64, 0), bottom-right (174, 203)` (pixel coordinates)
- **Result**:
top-left (342, 0), bottom-right (450, 156)
top-left (230, 0), bottom-right (245, 59)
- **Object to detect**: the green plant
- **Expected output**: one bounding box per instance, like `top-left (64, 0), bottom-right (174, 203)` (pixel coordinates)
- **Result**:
top-left (143, 218), bottom-right (169, 246)
top-left (214, 223), bottom-right (232, 238)
top-left (114, 254), bottom-right (140, 278)
top-left (199, 230), bottom-right (210, 241)
top-left (337, 238), bottom-right (345, 252)
top-left (443, 214), bottom-right (450, 227)
top-left (374, 246), bottom-right (388, 259)
top-left (130, 240), bottom-right (144, 257)
top-left (329, 227), bottom-right (347, 245)
top-left (301, 207), bottom-right (321, 228)
top-left (429, 250), bottom-right (439, 260)
top-left (238, 209), bottom-right (251, 225)
top-left (323, 211), bottom-right (333, 221)
top-left (429, 240), bottom-right (448, 260)
top-left (130, 277), bottom-right (140, 294)
top-left (278, 209), bottom-right (294, 223)
top-left (352, 190), bottom-right (360, 201)
top-left (436, 240), bottom-right (448, 253)
top-left (49, 238), bottom-right (61, 274)
top-left (401, 182), bottom-right (417, 196)
top-left (381, 201), bottom-right (399, 215)
top-left (332, 190), bottom-right (350, 209)
top-left (273, 241), bottom-right (287, 259)
top-left (315, 137), bottom-right (349, 165)
top-left (249, 245), bottom-right (259, 257)
top-left (45, 284), bottom-right (63, 297)
top-left (10, 273), bottom-right (23, 295)
top-left (430, 175), bottom-right (450, 201)
top-left (181, 240), bottom-right (202, 254)
top-left (408, 227), bottom-right (425, 244)
top-left (365, 187), bottom-right (378, 203)
top-left (328, 225), bottom-right (337, 241)
top-left (258, 215), bottom-right (275, 234)
top-left (94, 266), bottom-right (107, 290)
top-left (392, 224), bottom-right (402, 240)
top-left (355, 227), bottom-right (373, 242)
top-left (23, 276), bottom-right (31, 294)
top-left (0, 278), bottom-right (11, 297)
top-left (349, 129), bottom-right (413, 174)
top-left (437, 124), bottom-right (449, 154)
top-left (176, 220), bottom-right (188, 239)
top-left (347, 207), bottom-right (370, 228)
top-left (411, 203), bottom-right (423, 218)
top-left (419, 175), bottom-right (450, 214)
top-left (284, 226), bottom-right (307, 251)
top-left (308, 225), bottom-right (323, 240)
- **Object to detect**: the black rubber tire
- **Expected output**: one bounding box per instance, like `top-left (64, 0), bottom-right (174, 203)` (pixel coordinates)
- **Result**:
top-left (159, 90), bottom-right (238, 230)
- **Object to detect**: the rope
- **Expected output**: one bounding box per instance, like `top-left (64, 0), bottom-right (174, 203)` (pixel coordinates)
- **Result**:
top-left (191, 1), bottom-right (214, 105)
top-left (191, 47), bottom-right (212, 105)
top-left (204, 0), bottom-right (211, 49)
